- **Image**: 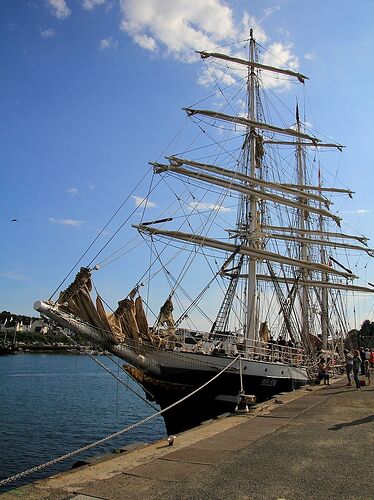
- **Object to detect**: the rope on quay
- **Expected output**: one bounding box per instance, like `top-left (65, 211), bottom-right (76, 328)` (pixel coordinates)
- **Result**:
top-left (0, 355), bottom-right (241, 489)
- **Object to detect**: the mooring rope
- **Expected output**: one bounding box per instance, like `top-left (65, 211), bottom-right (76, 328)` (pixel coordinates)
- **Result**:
top-left (0, 355), bottom-right (241, 488)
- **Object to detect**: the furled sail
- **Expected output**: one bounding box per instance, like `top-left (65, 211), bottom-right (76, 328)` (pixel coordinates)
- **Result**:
top-left (257, 232), bottom-right (373, 255)
top-left (184, 108), bottom-right (320, 142)
top-left (158, 297), bottom-right (175, 329)
top-left (197, 51), bottom-right (309, 83)
top-left (57, 267), bottom-right (154, 345)
top-left (261, 225), bottom-right (367, 244)
top-left (162, 156), bottom-right (331, 206)
top-left (254, 275), bottom-right (374, 293)
top-left (259, 321), bottom-right (270, 343)
top-left (134, 225), bottom-right (357, 279)
top-left (154, 162), bottom-right (340, 224)
top-left (263, 139), bottom-right (345, 151)
top-left (57, 267), bottom-right (119, 343)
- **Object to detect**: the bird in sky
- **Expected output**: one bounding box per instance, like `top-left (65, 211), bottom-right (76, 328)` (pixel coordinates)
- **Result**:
top-left (11, 219), bottom-right (18, 222)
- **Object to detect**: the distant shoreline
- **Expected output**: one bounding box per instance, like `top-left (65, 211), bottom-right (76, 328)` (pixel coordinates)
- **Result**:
top-left (2, 345), bottom-right (102, 356)
top-left (17, 345), bottom-right (81, 354)
top-left (1, 330), bottom-right (97, 356)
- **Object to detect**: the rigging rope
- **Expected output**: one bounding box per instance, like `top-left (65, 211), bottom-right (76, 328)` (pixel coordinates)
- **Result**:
top-left (61, 330), bottom-right (158, 408)
top-left (48, 168), bottom-right (154, 301)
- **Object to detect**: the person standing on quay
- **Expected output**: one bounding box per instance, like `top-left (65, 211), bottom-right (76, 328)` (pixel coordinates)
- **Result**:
top-left (344, 349), bottom-right (353, 386)
top-left (318, 358), bottom-right (330, 385)
top-left (352, 350), bottom-right (362, 390)
top-left (364, 360), bottom-right (371, 386)
top-left (359, 347), bottom-right (366, 375)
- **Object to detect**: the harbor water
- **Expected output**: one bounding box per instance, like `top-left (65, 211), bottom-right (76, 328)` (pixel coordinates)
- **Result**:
top-left (0, 353), bottom-right (166, 492)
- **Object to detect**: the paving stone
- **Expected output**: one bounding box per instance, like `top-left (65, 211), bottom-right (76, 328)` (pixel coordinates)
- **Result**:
top-left (71, 495), bottom-right (106, 500)
top-left (124, 459), bottom-right (209, 481)
top-left (191, 434), bottom-right (266, 451)
top-left (80, 474), bottom-right (161, 500)
top-left (160, 446), bottom-right (234, 464)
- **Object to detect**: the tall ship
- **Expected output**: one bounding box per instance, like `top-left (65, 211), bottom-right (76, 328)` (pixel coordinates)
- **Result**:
top-left (35, 31), bottom-right (373, 433)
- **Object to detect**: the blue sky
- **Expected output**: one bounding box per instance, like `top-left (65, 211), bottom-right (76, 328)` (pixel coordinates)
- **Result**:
top-left (1, 0), bottom-right (374, 323)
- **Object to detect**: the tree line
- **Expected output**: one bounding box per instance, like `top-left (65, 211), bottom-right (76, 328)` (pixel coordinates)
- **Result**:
top-left (347, 319), bottom-right (374, 349)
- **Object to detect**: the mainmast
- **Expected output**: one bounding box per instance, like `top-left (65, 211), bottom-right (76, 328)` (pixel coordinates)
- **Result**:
top-left (245, 29), bottom-right (258, 340)
top-left (295, 104), bottom-right (310, 345)
top-left (146, 33), bottom-right (374, 344)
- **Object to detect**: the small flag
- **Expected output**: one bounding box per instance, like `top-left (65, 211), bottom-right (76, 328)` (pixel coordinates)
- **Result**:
top-left (317, 163), bottom-right (321, 185)
top-left (296, 102), bottom-right (300, 123)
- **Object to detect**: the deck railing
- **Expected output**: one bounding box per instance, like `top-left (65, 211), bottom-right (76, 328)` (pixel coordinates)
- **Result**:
top-left (171, 330), bottom-right (307, 366)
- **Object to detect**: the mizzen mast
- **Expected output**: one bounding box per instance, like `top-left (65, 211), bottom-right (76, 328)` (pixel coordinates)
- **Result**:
top-left (318, 166), bottom-right (329, 350)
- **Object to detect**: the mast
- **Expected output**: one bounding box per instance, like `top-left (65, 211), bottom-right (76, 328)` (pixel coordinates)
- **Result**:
top-left (245, 29), bottom-right (257, 340)
top-left (295, 104), bottom-right (310, 344)
top-left (318, 164), bottom-right (329, 350)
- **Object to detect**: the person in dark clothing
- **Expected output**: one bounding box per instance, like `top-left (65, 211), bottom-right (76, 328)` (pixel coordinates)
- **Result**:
top-left (318, 358), bottom-right (330, 385)
top-left (359, 347), bottom-right (366, 375)
top-left (352, 350), bottom-right (362, 389)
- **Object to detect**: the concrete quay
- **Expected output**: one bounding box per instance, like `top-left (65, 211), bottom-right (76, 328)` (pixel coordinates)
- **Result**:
top-left (2, 378), bottom-right (373, 500)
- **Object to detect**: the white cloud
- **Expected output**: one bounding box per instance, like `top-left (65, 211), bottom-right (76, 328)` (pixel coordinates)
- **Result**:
top-left (99, 36), bottom-right (118, 50)
top-left (0, 271), bottom-right (29, 281)
top-left (264, 6), bottom-right (280, 17)
top-left (118, 1), bottom-right (298, 92)
top-left (341, 209), bottom-right (370, 215)
top-left (197, 66), bottom-right (236, 87)
top-left (134, 34), bottom-right (157, 51)
top-left (46, 0), bottom-right (71, 19)
top-left (119, 0), bottom-right (236, 62)
top-left (305, 51), bottom-right (318, 61)
top-left (240, 12), bottom-right (267, 44)
top-left (132, 196), bottom-right (157, 208)
top-left (82, 0), bottom-right (106, 10)
top-left (49, 218), bottom-right (85, 227)
top-left (67, 187), bottom-right (79, 196)
top-left (40, 28), bottom-right (56, 38)
top-left (277, 27), bottom-right (290, 37)
top-left (189, 201), bottom-right (233, 213)
top-left (260, 42), bottom-right (299, 90)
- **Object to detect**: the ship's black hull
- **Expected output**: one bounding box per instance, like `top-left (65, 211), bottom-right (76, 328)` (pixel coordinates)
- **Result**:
top-left (33, 300), bottom-right (310, 434)
top-left (125, 365), bottom-right (308, 434)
